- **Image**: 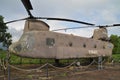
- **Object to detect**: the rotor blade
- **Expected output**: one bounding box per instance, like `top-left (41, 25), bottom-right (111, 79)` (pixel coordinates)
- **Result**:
top-left (5, 18), bottom-right (28, 24)
top-left (52, 26), bottom-right (96, 31)
top-left (21, 0), bottom-right (33, 10)
top-left (113, 24), bottom-right (120, 26)
top-left (36, 17), bottom-right (95, 25)
top-left (96, 24), bottom-right (120, 28)
top-left (52, 23), bottom-right (120, 31)
top-left (21, 0), bottom-right (33, 17)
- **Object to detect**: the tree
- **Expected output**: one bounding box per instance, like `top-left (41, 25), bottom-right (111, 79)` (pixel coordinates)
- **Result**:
top-left (110, 35), bottom-right (120, 54)
top-left (0, 15), bottom-right (12, 49)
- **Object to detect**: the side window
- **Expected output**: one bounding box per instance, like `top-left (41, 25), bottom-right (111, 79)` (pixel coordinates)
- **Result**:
top-left (46, 38), bottom-right (55, 46)
top-left (94, 44), bottom-right (97, 48)
top-left (83, 43), bottom-right (86, 48)
top-left (69, 42), bottom-right (73, 47)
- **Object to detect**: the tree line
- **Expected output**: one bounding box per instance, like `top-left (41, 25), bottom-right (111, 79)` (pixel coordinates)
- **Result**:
top-left (0, 15), bottom-right (12, 49)
top-left (110, 35), bottom-right (120, 54)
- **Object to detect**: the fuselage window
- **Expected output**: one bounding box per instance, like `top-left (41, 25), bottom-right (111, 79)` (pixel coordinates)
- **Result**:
top-left (69, 42), bottom-right (73, 47)
top-left (94, 44), bottom-right (97, 48)
top-left (46, 38), bottom-right (55, 46)
top-left (83, 43), bottom-right (86, 48)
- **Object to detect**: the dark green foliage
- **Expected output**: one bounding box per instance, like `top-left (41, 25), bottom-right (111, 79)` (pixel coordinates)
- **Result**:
top-left (110, 35), bottom-right (120, 54)
top-left (112, 54), bottom-right (120, 63)
top-left (0, 49), bottom-right (7, 59)
top-left (0, 15), bottom-right (12, 48)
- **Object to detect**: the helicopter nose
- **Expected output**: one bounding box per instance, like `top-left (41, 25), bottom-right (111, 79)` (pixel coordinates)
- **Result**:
top-left (9, 42), bottom-right (21, 53)
top-left (9, 43), bottom-right (15, 53)
top-left (9, 42), bottom-right (16, 53)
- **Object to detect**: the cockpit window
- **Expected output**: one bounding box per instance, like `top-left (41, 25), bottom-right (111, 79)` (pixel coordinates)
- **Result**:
top-left (19, 34), bottom-right (28, 42)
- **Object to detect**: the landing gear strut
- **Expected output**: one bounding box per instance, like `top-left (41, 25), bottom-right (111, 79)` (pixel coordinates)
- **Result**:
top-left (98, 56), bottom-right (103, 70)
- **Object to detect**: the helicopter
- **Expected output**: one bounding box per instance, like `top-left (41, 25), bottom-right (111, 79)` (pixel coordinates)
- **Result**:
top-left (3, 0), bottom-right (120, 65)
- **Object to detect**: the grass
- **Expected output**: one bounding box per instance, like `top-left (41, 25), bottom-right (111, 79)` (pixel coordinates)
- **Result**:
top-left (0, 49), bottom-right (120, 64)
top-left (0, 49), bottom-right (44, 64)
top-left (10, 55), bottom-right (48, 64)
top-left (0, 49), bottom-right (7, 59)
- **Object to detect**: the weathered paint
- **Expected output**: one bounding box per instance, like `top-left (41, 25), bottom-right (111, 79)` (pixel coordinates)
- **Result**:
top-left (9, 19), bottom-right (114, 59)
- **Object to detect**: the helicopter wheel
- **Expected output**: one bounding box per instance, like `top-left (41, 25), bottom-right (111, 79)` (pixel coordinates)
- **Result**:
top-left (54, 59), bottom-right (60, 66)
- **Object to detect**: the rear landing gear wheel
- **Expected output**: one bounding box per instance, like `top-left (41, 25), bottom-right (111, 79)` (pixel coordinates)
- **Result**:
top-left (55, 59), bottom-right (60, 66)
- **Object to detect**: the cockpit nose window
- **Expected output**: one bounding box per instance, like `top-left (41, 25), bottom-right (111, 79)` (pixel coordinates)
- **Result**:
top-left (19, 34), bottom-right (28, 42)
top-left (18, 33), bottom-right (35, 51)
top-left (14, 44), bottom-right (22, 52)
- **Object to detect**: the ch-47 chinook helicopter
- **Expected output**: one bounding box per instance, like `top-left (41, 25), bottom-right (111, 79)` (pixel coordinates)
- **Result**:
top-left (4, 0), bottom-right (120, 65)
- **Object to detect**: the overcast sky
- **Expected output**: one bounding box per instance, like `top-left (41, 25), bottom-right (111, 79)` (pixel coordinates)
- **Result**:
top-left (0, 0), bottom-right (120, 42)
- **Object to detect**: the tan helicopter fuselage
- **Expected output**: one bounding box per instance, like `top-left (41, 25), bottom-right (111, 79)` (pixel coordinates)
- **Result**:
top-left (9, 19), bottom-right (114, 59)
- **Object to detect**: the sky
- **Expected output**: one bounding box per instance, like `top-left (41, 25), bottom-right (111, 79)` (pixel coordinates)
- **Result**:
top-left (0, 0), bottom-right (120, 42)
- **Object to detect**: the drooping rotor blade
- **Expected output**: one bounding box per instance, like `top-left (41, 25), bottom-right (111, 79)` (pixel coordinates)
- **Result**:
top-left (5, 18), bottom-right (28, 24)
top-left (52, 26), bottom-right (96, 31)
top-left (36, 17), bottom-right (95, 25)
top-left (96, 24), bottom-right (120, 28)
top-left (21, 0), bottom-right (33, 17)
top-left (52, 23), bottom-right (120, 31)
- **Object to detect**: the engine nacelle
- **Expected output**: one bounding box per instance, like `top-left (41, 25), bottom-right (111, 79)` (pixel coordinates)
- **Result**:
top-left (23, 19), bottom-right (50, 32)
top-left (93, 27), bottom-right (109, 41)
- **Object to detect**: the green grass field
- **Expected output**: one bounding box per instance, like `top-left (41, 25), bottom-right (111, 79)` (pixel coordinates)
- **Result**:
top-left (0, 50), bottom-right (120, 64)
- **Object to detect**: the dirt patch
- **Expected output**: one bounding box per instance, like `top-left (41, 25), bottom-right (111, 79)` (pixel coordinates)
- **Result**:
top-left (53, 68), bottom-right (120, 80)
top-left (0, 64), bottom-right (120, 80)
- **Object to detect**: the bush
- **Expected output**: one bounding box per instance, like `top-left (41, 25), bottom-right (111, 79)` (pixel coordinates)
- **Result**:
top-left (112, 54), bottom-right (120, 63)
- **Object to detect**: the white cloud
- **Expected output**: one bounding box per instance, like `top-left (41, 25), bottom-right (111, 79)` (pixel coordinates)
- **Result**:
top-left (7, 27), bottom-right (23, 42)
top-left (0, 0), bottom-right (120, 42)
top-left (7, 21), bottom-right (25, 30)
